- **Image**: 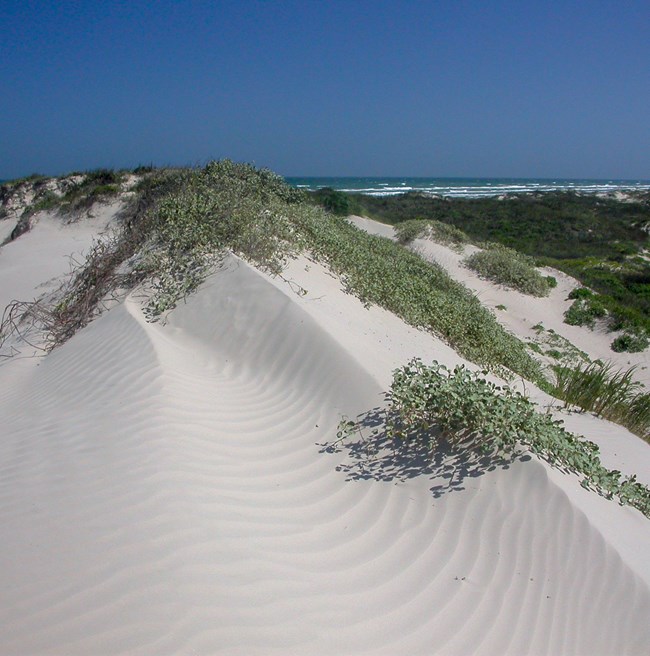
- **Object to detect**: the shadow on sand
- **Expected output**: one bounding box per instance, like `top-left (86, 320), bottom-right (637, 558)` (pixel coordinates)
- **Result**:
top-left (320, 406), bottom-right (529, 499)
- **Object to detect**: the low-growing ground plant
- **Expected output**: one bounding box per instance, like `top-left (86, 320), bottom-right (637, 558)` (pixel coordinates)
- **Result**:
top-left (464, 243), bottom-right (552, 296)
top-left (552, 361), bottom-right (650, 440)
top-left (336, 359), bottom-right (650, 517)
top-left (525, 325), bottom-right (589, 368)
top-left (540, 329), bottom-right (589, 366)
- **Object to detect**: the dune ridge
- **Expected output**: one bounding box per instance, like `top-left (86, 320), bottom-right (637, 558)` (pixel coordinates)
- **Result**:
top-left (0, 209), bottom-right (649, 654)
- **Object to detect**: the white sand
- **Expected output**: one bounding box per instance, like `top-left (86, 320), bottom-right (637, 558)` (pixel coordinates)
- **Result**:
top-left (0, 209), bottom-right (649, 654)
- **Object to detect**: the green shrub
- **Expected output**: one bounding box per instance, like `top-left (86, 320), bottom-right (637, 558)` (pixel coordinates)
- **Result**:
top-left (564, 297), bottom-right (607, 327)
top-left (339, 359), bottom-right (650, 517)
top-left (394, 219), bottom-right (429, 243)
top-left (349, 190), bottom-right (649, 261)
top-left (611, 331), bottom-right (649, 353)
top-left (545, 275), bottom-right (558, 288)
top-left (568, 286), bottom-right (593, 300)
top-left (464, 243), bottom-right (552, 296)
top-left (310, 187), bottom-right (351, 216)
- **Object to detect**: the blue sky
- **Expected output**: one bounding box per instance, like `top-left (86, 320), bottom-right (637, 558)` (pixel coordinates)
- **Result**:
top-left (2, 0), bottom-right (649, 179)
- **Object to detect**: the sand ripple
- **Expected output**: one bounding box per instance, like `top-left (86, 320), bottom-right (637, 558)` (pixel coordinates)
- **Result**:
top-left (1, 257), bottom-right (649, 654)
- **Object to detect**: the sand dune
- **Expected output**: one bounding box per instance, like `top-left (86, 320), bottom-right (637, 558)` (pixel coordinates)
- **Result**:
top-left (1, 211), bottom-right (649, 654)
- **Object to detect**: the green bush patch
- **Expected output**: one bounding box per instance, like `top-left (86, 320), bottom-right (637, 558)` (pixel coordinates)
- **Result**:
top-left (464, 243), bottom-right (552, 296)
top-left (395, 218), bottom-right (469, 248)
top-left (611, 331), bottom-right (649, 353)
top-left (564, 297), bottom-right (607, 327)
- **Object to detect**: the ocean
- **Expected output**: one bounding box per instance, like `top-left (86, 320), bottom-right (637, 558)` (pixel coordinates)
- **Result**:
top-left (285, 177), bottom-right (650, 198)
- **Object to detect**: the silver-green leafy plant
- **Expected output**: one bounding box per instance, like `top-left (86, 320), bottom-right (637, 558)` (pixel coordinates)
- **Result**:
top-left (339, 358), bottom-right (650, 517)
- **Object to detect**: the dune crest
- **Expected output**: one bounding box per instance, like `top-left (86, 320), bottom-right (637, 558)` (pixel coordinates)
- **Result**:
top-left (1, 209), bottom-right (649, 654)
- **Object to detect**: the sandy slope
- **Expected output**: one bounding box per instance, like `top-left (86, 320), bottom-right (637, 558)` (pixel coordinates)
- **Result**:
top-left (1, 211), bottom-right (650, 654)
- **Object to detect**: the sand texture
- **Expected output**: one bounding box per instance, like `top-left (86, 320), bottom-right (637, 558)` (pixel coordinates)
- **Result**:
top-left (1, 210), bottom-right (649, 655)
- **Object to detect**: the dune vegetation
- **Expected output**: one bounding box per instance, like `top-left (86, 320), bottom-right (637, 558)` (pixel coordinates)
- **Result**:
top-left (1, 161), bottom-right (542, 383)
top-left (339, 359), bottom-right (650, 517)
top-left (394, 218), bottom-right (469, 249)
top-left (463, 243), bottom-right (554, 296)
top-left (337, 190), bottom-right (650, 352)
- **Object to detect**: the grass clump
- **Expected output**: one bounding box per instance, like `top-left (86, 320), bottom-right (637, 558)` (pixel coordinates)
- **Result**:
top-left (56, 169), bottom-right (124, 214)
top-left (464, 243), bottom-right (552, 296)
top-left (552, 361), bottom-right (650, 441)
top-left (568, 286), bottom-right (594, 300)
top-left (339, 359), bottom-right (650, 517)
top-left (394, 219), bottom-right (429, 243)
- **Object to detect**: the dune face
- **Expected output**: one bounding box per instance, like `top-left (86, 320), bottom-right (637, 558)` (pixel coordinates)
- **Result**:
top-left (1, 213), bottom-right (650, 654)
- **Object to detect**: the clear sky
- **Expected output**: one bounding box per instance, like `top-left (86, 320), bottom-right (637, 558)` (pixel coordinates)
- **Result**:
top-left (2, 0), bottom-right (649, 179)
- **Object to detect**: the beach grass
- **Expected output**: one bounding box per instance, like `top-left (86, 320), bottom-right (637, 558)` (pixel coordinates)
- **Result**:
top-left (552, 361), bottom-right (650, 441)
